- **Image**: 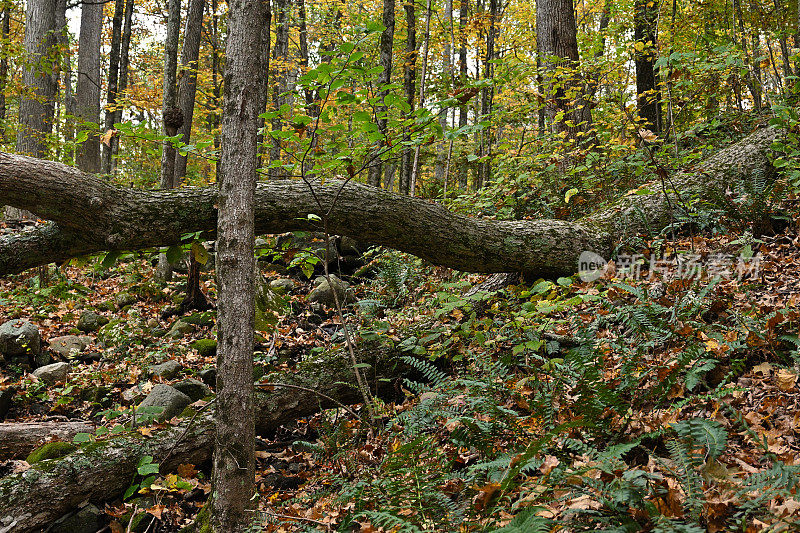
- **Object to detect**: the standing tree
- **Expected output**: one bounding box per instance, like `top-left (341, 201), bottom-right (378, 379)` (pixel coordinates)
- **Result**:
top-left (0, 0), bottom-right (10, 132)
top-left (159, 0), bottom-right (182, 189)
top-left (101, 0), bottom-right (125, 173)
top-left (268, 0), bottom-right (290, 180)
top-left (75, 0), bottom-right (103, 173)
top-left (109, 0), bottom-right (134, 172)
top-left (211, 0), bottom-right (265, 529)
top-left (535, 0), bottom-right (593, 142)
top-left (174, 0), bottom-right (206, 182)
top-left (634, 0), bottom-right (662, 134)
top-left (398, 0), bottom-right (417, 195)
top-left (367, 0), bottom-right (396, 188)
top-left (6, 0), bottom-right (58, 222)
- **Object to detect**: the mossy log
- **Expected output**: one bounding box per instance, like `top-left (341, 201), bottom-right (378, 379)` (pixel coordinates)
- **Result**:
top-left (0, 343), bottom-right (401, 532)
top-left (0, 421), bottom-right (95, 461)
top-left (0, 126), bottom-right (782, 278)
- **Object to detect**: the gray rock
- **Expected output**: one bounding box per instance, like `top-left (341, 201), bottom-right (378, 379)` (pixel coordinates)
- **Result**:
top-left (308, 275), bottom-right (355, 307)
top-left (32, 362), bottom-right (70, 384)
top-left (146, 318), bottom-right (160, 329)
top-left (197, 368), bottom-right (216, 387)
top-left (0, 386), bottom-right (14, 421)
top-left (269, 278), bottom-right (295, 294)
top-left (137, 384), bottom-right (191, 420)
top-left (173, 378), bottom-right (212, 401)
top-left (0, 320), bottom-right (41, 359)
top-left (167, 319), bottom-right (193, 339)
top-left (49, 503), bottom-right (104, 533)
top-left (148, 360), bottom-right (182, 379)
top-left (48, 335), bottom-right (90, 359)
top-left (77, 311), bottom-right (108, 333)
top-left (115, 292), bottom-right (138, 308)
top-left (154, 253), bottom-right (173, 283)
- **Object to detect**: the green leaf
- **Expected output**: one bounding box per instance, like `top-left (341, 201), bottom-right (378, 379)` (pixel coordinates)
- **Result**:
top-left (75, 130), bottom-right (89, 144)
top-left (166, 244), bottom-right (183, 264)
top-left (138, 462), bottom-right (161, 476)
top-left (191, 241), bottom-right (209, 265)
top-left (100, 251), bottom-right (121, 269)
top-left (73, 432), bottom-right (93, 443)
top-left (564, 188), bottom-right (579, 203)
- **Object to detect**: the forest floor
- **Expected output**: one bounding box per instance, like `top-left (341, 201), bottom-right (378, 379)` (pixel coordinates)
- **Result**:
top-left (2, 186), bottom-right (800, 532)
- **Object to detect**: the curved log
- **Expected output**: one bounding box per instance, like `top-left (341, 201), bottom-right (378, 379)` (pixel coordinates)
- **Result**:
top-left (0, 126), bottom-right (782, 278)
top-left (0, 342), bottom-right (401, 532)
top-left (0, 421), bottom-right (96, 461)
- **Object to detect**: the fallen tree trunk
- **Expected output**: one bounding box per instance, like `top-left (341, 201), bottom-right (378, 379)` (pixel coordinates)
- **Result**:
top-left (0, 126), bottom-right (781, 278)
top-left (0, 421), bottom-right (96, 461)
top-left (0, 343), bottom-right (401, 533)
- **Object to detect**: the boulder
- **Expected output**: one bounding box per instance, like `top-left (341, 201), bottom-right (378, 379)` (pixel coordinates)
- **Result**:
top-left (308, 275), bottom-right (356, 308)
top-left (172, 378), bottom-right (212, 402)
top-left (114, 292), bottom-right (137, 308)
top-left (49, 503), bottom-right (104, 533)
top-left (167, 319), bottom-right (193, 339)
top-left (77, 311), bottom-right (108, 333)
top-left (32, 362), bottom-right (70, 384)
top-left (48, 335), bottom-right (92, 359)
top-left (0, 386), bottom-right (14, 421)
top-left (0, 320), bottom-right (41, 360)
top-left (148, 360), bottom-right (182, 379)
top-left (191, 338), bottom-right (217, 357)
top-left (197, 368), bottom-right (216, 387)
top-left (269, 278), bottom-right (295, 294)
top-left (183, 311), bottom-right (216, 328)
top-left (137, 384), bottom-right (191, 420)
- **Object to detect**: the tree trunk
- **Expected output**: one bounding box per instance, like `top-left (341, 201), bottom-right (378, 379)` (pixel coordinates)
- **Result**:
top-left (0, 1), bottom-right (10, 132)
top-left (410, 0), bottom-right (433, 197)
top-left (212, 0), bottom-right (265, 526)
top-left (101, 0), bottom-right (124, 173)
top-left (174, 0), bottom-right (206, 182)
top-left (75, 0), bottom-right (103, 173)
top-left (0, 127), bottom-right (782, 280)
top-left (457, 0), bottom-right (469, 190)
top-left (159, 0), bottom-right (181, 189)
top-left (367, 0), bottom-right (396, 189)
top-left (433, 0), bottom-right (453, 192)
top-left (0, 343), bottom-right (402, 533)
top-left (477, 0), bottom-right (498, 187)
top-left (6, 0), bottom-right (58, 223)
top-left (110, 0), bottom-right (135, 173)
top-left (398, 0), bottom-right (417, 196)
top-left (268, 0), bottom-right (290, 180)
top-left (634, 0), bottom-right (662, 134)
top-left (535, 0), bottom-right (592, 141)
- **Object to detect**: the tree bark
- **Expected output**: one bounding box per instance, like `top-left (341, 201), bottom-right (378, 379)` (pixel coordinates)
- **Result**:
top-left (0, 127), bottom-right (782, 280)
top-left (174, 0), bottom-right (206, 182)
top-left (110, 0), bottom-right (135, 173)
top-left (0, 343), bottom-right (401, 533)
top-left (0, 1), bottom-right (10, 132)
top-left (212, 0), bottom-right (265, 526)
top-left (159, 0), bottom-right (182, 189)
top-left (433, 0), bottom-right (453, 192)
top-left (101, 0), bottom-right (125, 173)
top-left (75, 0), bottom-right (103, 173)
top-left (367, 0), bottom-right (396, 189)
top-left (634, 0), bottom-right (662, 134)
top-left (457, 0), bottom-right (469, 190)
top-left (268, 0), bottom-right (290, 180)
top-left (0, 421), bottom-right (95, 461)
top-left (398, 0), bottom-right (417, 196)
top-left (535, 0), bottom-right (592, 141)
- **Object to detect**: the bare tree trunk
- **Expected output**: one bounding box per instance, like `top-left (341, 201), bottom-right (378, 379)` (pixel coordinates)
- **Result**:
top-left (457, 0), bottom-right (469, 190)
top-left (75, 0), bottom-right (103, 173)
top-left (268, 0), bottom-right (290, 180)
top-left (208, 0), bottom-right (222, 160)
top-left (410, 0), bottom-right (432, 197)
top-left (212, 0), bottom-right (265, 527)
top-left (433, 0), bottom-right (453, 193)
top-left (398, 0), bottom-right (417, 196)
top-left (110, 0), bottom-right (134, 173)
top-left (536, 0), bottom-right (593, 141)
top-left (101, 0), bottom-right (124, 173)
top-left (734, 0), bottom-right (761, 110)
top-left (173, 0), bottom-right (206, 182)
top-left (6, 0), bottom-right (58, 222)
top-left (477, 0), bottom-right (498, 187)
top-left (0, 1), bottom-right (10, 134)
top-left (159, 0), bottom-right (182, 189)
top-left (367, 0), bottom-right (396, 189)
top-left (634, 0), bottom-right (662, 134)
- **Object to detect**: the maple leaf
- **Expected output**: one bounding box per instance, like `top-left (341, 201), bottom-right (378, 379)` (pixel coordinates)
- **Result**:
top-left (100, 129), bottom-right (118, 147)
